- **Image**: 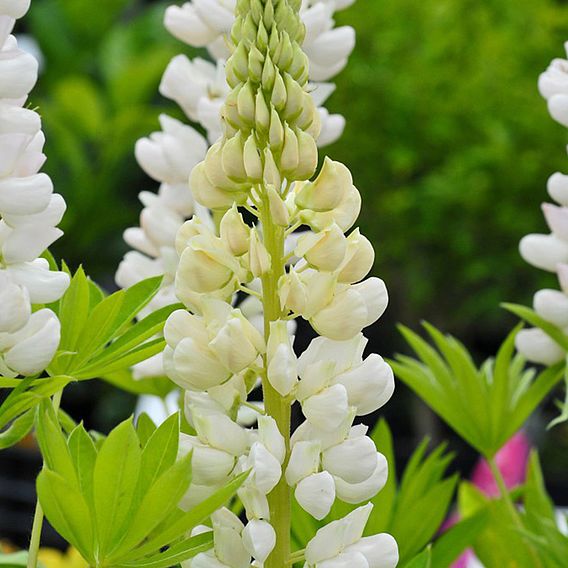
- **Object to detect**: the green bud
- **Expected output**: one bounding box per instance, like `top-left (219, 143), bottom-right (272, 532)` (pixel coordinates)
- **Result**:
top-left (274, 32), bottom-right (294, 71)
top-left (264, 0), bottom-right (275, 29)
top-left (271, 71), bottom-right (287, 110)
top-left (251, 0), bottom-right (263, 25)
top-left (223, 86), bottom-right (242, 129)
top-left (269, 108), bottom-right (284, 150)
top-left (220, 204), bottom-right (250, 256)
top-left (244, 134), bottom-right (263, 180)
top-left (295, 92), bottom-right (319, 135)
top-left (262, 55), bottom-right (276, 91)
top-left (231, 16), bottom-right (244, 45)
top-left (255, 91), bottom-right (271, 132)
top-left (257, 19), bottom-right (269, 52)
top-left (242, 13), bottom-right (258, 45)
top-left (228, 43), bottom-right (249, 84)
top-left (205, 141), bottom-right (240, 191)
top-left (283, 73), bottom-right (303, 120)
top-left (267, 185), bottom-right (290, 226)
top-left (288, 44), bottom-right (309, 83)
top-left (237, 81), bottom-right (256, 125)
top-left (222, 132), bottom-right (246, 181)
top-left (249, 228), bottom-right (271, 277)
top-left (268, 27), bottom-right (280, 54)
top-left (248, 45), bottom-right (265, 83)
top-left (295, 129), bottom-right (318, 180)
top-left (280, 125), bottom-right (299, 175)
top-left (263, 148), bottom-right (281, 189)
top-left (191, 163), bottom-right (246, 210)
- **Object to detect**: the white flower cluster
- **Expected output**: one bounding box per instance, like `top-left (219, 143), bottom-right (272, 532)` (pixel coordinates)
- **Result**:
top-left (515, 48), bottom-right (568, 365)
top-left (117, 0), bottom-right (358, 380)
top-left (0, 0), bottom-right (69, 377)
top-left (162, 0), bottom-right (353, 145)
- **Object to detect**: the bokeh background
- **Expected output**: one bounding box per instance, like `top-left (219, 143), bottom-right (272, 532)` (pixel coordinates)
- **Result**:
top-left (3, 0), bottom-right (568, 547)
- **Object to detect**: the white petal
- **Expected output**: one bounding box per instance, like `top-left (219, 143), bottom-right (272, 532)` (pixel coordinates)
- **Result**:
top-left (548, 172), bottom-right (568, 206)
top-left (515, 327), bottom-right (565, 365)
top-left (165, 3), bottom-right (219, 47)
top-left (286, 440), bottom-right (321, 486)
top-left (0, 173), bottom-right (53, 216)
top-left (0, 0), bottom-right (30, 18)
top-left (191, 444), bottom-right (236, 485)
top-left (334, 453), bottom-right (389, 504)
top-left (6, 258), bottom-right (69, 303)
top-left (323, 435), bottom-right (378, 484)
top-left (519, 233), bottom-right (568, 272)
top-left (350, 533), bottom-right (399, 568)
top-left (258, 415), bottom-right (286, 464)
top-left (543, 203), bottom-right (568, 240)
top-left (534, 289), bottom-right (568, 327)
top-left (318, 551), bottom-right (369, 568)
top-left (0, 46), bottom-right (37, 99)
top-left (302, 384), bottom-right (350, 430)
top-left (247, 442), bottom-right (282, 494)
top-left (295, 471), bottom-right (336, 520)
top-left (2, 224), bottom-right (62, 263)
top-left (242, 519), bottom-right (276, 563)
top-left (305, 503), bottom-right (373, 564)
top-left (548, 94), bottom-right (568, 128)
top-left (0, 272), bottom-right (29, 332)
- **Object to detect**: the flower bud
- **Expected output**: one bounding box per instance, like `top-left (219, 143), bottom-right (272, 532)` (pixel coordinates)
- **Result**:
top-left (244, 134), bottom-right (263, 180)
top-left (267, 320), bottom-right (298, 396)
top-left (283, 72), bottom-right (303, 119)
top-left (295, 471), bottom-right (335, 520)
top-left (279, 269), bottom-right (308, 313)
top-left (296, 224), bottom-right (347, 272)
top-left (204, 141), bottom-right (242, 191)
top-left (220, 205), bottom-right (250, 256)
top-left (242, 520), bottom-right (275, 564)
top-left (267, 185), bottom-right (290, 226)
top-left (221, 132), bottom-right (246, 181)
top-left (274, 31), bottom-right (294, 70)
top-left (295, 128), bottom-right (318, 180)
top-left (269, 108), bottom-right (285, 150)
top-left (280, 125), bottom-right (300, 175)
top-left (295, 158), bottom-right (351, 212)
top-left (237, 81), bottom-right (256, 125)
top-left (258, 415), bottom-right (286, 464)
top-left (249, 228), bottom-right (272, 277)
top-left (190, 162), bottom-right (244, 210)
top-left (262, 54), bottom-right (276, 91)
top-left (227, 42), bottom-right (249, 85)
top-left (311, 277), bottom-right (388, 340)
top-left (248, 45), bottom-right (265, 83)
top-left (338, 229), bottom-right (375, 283)
top-left (263, 148), bottom-right (281, 189)
top-left (255, 90), bottom-right (271, 132)
top-left (271, 71), bottom-right (287, 110)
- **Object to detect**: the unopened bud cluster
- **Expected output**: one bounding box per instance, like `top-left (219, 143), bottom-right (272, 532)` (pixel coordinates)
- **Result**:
top-left (516, 49), bottom-right (568, 365)
top-left (167, 1), bottom-right (398, 566)
top-left (0, 0), bottom-right (69, 377)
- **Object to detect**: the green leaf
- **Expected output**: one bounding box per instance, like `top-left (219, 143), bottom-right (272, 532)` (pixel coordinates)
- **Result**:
top-left (75, 338), bottom-right (166, 380)
top-left (67, 424), bottom-right (98, 505)
top-left (547, 363), bottom-right (568, 429)
top-left (367, 418), bottom-right (397, 532)
top-left (114, 532), bottom-right (213, 568)
top-left (0, 377), bottom-right (22, 388)
top-left (100, 369), bottom-right (174, 397)
top-left (138, 412), bottom-right (181, 498)
top-left (136, 412), bottom-right (157, 446)
top-left (37, 469), bottom-right (95, 563)
top-left (403, 547), bottom-right (431, 568)
top-left (93, 418), bottom-right (142, 555)
top-left (431, 512), bottom-right (489, 568)
top-left (35, 401), bottom-right (77, 486)
top-left (0, 410), bottom-right (35, 450)
top-left (502, 303), bottom-right (568, 351)
top-left (523, 451), bottom-right (555, 523)
top-left (107, 453), bottom-right (192, 563)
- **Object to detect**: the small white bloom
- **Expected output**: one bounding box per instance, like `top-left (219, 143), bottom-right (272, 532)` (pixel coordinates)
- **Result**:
top-left (295, 471), bottom-right (336, 520)
top-left (242, 519), bottom-right (276, 563)
top-left (515, 327), bottom-right (566, 366)
top-left (548, 172), bottom-right (568, 206)
top-left (519, 233), bottom-right (568, 272)
top-left (0, 37), bottom-right (37, 99)
top-left (304, 503), bottom-right (398, 568)
top-left (286, 440), bottom-right (321, 486)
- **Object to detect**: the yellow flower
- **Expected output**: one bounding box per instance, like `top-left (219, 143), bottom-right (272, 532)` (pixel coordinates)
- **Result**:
top-left (38, 547), bottom-right (88, 568)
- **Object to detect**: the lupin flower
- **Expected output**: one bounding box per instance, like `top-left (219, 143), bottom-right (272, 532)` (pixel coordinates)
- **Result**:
top-left (515, 51), bottom-right (568, 365)
top-left (303, 504), bottom-right (399, 568)
top-left (0, 0), bottom-right (69, 378)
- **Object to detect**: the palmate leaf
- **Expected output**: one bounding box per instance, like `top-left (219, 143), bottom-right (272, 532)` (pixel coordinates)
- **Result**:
top-left (392, 323), bottom-right (564, 458)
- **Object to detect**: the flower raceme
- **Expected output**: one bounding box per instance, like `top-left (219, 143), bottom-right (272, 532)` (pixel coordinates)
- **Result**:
top-left (0, 0), bottom-right (69, 377)
top-left (161, 0), bottom-right (398, 566)
top-left (516, 50), bottom-right (568, 365)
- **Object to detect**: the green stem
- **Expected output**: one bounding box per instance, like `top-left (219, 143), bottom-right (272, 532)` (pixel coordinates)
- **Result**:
top-left (259, 192), bottom-right (291, 568)
top-left (487, 457), bottom-right (543, 568)
top-left (27, 389), bottom-right (64, 568)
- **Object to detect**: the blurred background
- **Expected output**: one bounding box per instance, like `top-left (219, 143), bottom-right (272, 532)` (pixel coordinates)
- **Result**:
top-left (3, 0), bottom-right (568, 548)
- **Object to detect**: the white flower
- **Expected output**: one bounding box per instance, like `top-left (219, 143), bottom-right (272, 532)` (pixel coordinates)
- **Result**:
top-left (295, 470), bottom-right (336, 520)
top-left (304, 504), bottom-right (398, 568)
top-left (0, 308), bottom-right (60, 377)
top-left (266, 320), bottom-right (298, 396)
top-left (164, 302), bottom-right (264, 391)
top-left (135, 114), bottom-right (208, 184)
top-left (0, 36), bottom-right (37, 99)
top-left (242, 519), bottom-right (276, 563)
top-left (539, 49), bottom-right (568, 100)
